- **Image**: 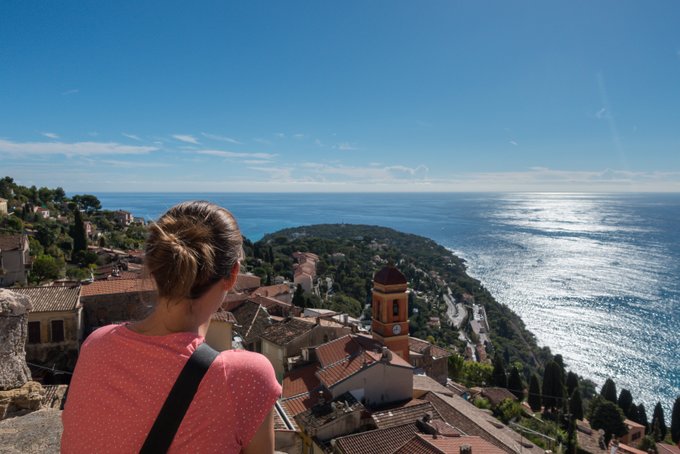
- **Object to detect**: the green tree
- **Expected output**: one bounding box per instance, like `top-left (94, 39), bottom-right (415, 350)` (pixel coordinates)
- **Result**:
top-left (528, 373), bottom-right (542, 412)
top-left (590, 399), bottom-right (627, 445)
top-left (496, 399), bottom-right (523, 424)
top-left (651, 402), bottom-right (667, 441)
top-left (508, 366), bottom-right (524, 401)
top-left (542, 361), bottom-right (565, 412)
top-left (35, 224), bottom-right (58, 249)
top-left (447, 354), bottom-right (464, 381)
top-left (71, 209), bottom-right (88, 255)
top-left (461, 361), bottom-right (493, 388)
top-left (1, 215), bottom-right (23, 233)
top-left (569, 388), bottom-right (584, 421)
top-left (31, 254), bottom-right (62, 282)
top-left (600, 378), bottom-right (618, 404)
top-left (71, 194), bottom-right (101, 213)
top-left (617, 389), bottom-right (634, 418)
top-left (292, 283), bottom-right (305, 307)
top-left (637, 403), bottom-right (650, 432)
top-left (566, 371), bottom-right (579, 397)
top-left (492, 352), bottom-right (507, 388)
top-left (638, 436), bottom-right (658, 454)
top-left (672, 396), bottom-right (680, 444)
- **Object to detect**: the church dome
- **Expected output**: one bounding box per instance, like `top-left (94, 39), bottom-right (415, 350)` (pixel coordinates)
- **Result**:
top-left (373, 266), bottom-right (407, 285)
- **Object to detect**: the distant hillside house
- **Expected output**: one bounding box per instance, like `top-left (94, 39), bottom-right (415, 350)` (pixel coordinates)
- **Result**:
top-left (12, 286), bottom-right (82, 375)
top-left (0, 234), bottom-right (31, 287)
top-left (0, 198), bottom-right (7, 215)
top-left (113, 210), bottom-right (133, 226)
top-left (33, 206), bottom-right (50, 219)
top-left (251, 283), bottom-right (292, 304)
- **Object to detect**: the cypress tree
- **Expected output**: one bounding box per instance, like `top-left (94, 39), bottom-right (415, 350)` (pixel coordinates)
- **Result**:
top-left (590, 400), bottom-right (627, 446)
top-left (566, 371), bottom-right (579, 397)
top-left (600, 378), bottom-right (617, 404)
top-left (638, 403), bottom-right (650, 432)
top-left (292, 283), bottom-right (305, 307)
top-left (542, 361), bottom-right (565, 412)
top-left (618, 389), bottom-right (634, 418)
top-left (71, 208), bottom-right (87, 255)
top-left (492, 353), bottom-right (507, 388)
top-left (671, 396), bottom-right (680, 444)
top-left (508, 366), bottom-right (524, 401)
top-left (628, 404), bottom-right (640, 426)
top-left (570, 388), bottom-right (584, 421)
top-left (528, 373), bottom-right (542, 412)
top-left (651, 401), bottom-right (667, 441)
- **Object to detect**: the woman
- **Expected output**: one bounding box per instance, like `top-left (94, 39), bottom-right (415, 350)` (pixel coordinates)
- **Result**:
top-left (62, 201), bottom-right (281, 453)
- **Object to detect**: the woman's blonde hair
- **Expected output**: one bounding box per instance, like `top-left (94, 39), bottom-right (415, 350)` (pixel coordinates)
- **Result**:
top-left (144, 201), bottom-right (243, 302)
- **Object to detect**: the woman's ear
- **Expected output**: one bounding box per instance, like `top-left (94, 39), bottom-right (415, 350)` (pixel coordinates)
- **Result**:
top-left (223, 262), bottom-right (240, 291)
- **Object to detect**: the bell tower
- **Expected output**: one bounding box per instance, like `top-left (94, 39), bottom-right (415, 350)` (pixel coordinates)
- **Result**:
top-left (371, 265), bottom-right (409, 362)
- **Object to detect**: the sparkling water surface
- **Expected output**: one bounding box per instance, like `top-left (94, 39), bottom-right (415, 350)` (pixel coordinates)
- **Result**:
top-left (96, 192), bottom-right (680, 414)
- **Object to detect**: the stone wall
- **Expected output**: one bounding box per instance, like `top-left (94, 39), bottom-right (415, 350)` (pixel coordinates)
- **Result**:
top-left (0, 289), bottom-right (32, 390)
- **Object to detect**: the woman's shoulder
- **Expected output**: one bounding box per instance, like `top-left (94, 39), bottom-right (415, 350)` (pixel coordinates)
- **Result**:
top-left (216, 349), bottom-right (275, 373)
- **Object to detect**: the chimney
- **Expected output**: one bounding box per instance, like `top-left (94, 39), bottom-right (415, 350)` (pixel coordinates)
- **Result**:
top-left (317, 390), bottom-right (325, 407)
top-left (460, 445), bottom-right (472, 454)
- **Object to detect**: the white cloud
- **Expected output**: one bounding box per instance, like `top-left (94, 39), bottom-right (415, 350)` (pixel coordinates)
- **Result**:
top-left (595, 108), bottom-right (607, 119)
top-left (122, 133), bottom-right (142, 141)
top-left (0, 138), bottom-right (158, 156)
top-left (95, 159), bottom-right (173, 168)
top-left (509, 140), bottom-right (518, 146)
top-left (201, 132), bottom-right (242, 144)
top-left (242, 160), bottom-right (273, 165)
top-left (41, 132), bottom-right (59, 139)
top-left (334, 142), bottom-right (357, 151)
top-left (254, 138), bottom-right (272, 145)
top-left (172, 134), bottom-right (200, 144)
top-left (275, 133), bottom-right (286, 138)
top-left (61, 89), bottom-right (79, 95)
top-left (293, 133), bottom-right (305, 139)
top-left (197, 149), bottom-right (277, 159)
top-left (314, 139), bottom-right (324, 147)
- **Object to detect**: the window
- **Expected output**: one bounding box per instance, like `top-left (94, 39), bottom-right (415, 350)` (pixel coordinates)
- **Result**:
top-left (393, 300), bottom-right (399, 316)
top-left (28, 321), bottom-right (41, 344)
top-left (51, 320), bottom-right (64, 343)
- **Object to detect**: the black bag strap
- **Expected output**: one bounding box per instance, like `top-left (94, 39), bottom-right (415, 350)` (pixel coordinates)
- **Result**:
top-left (140, 342), bottom-right (220, 454)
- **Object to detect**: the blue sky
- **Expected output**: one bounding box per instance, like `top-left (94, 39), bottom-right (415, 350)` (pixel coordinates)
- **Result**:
top-left (1, 1), bottom-right (679, 192)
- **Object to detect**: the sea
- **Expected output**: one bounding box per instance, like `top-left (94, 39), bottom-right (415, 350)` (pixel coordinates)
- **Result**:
top-left (95, 192), bottom-right (680, 415)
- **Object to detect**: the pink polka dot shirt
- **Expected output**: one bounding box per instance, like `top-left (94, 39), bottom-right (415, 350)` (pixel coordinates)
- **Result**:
top-left (61, 324), bottom-right (281, 453)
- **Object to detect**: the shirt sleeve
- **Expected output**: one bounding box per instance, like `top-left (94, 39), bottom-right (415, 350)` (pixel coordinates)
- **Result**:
top-left (227, 351), bottom-right (282, 448)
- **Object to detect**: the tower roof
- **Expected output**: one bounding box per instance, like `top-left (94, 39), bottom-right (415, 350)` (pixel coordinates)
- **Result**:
top-left (373, 266), bottom-right (407, 285)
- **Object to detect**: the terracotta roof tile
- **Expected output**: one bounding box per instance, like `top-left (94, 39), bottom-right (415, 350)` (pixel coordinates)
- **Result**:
top-left (409, 337), bottom-right (452, 359)
top-left (282, 363), bottom-right (321, 398)
top-left (79, 278), bottom-right (156, 297)
top-left (413, 375), bottom-right (454, 397)
top-left (399, 435), bottom-right (505, 454)
top-left (480, 387), bottom-right (517, 407)
top-left (231, 299), bottom-right (271, 344)
top-left (11, 286), bottom-right (80, 312)
top-left (280, 389), bottom-right (332, 417)
top-left (394, 436), bottom-right (443, 454)
top-left (0, 234), bottom-right (27, 251)
top-left (334, 422), bottom-right (420, 454)
top-left (261, 317), bottom-right (315, 345)
top-left (423, 392), bottom-right (544, 454)
top-left (210, 310), bottom-right (236, 323)
top-left (372, 401), bottom-right (443, 429)
top-left (373, 266), bottom-right (407, 285)
top-left (315, 334), bottom-right (382, 368)
top-left (250, 295), bottom-right (292, 309)
top-left (251, 284), bottom-right (291, 298)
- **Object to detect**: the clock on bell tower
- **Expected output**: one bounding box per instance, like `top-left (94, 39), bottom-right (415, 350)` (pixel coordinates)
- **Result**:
top-left (371, 265), bottom-right (409, 362)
